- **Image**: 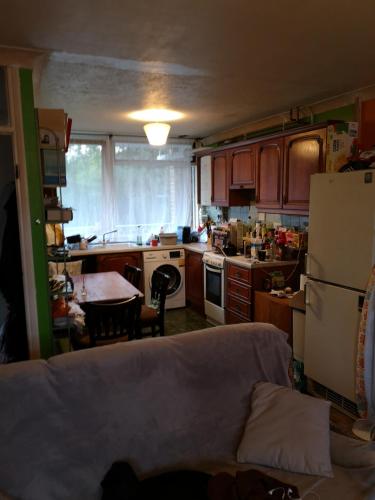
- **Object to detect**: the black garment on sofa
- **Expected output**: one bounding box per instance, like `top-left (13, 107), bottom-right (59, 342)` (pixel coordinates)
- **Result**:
top-left (101, 461), bottom-right (211, 500)
top-left (101, 462), bottom-right (300, 500)
top-left (0, 185), bottom-right (28, 362)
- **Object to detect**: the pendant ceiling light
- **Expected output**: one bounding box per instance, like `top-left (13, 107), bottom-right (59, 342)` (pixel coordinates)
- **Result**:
top-left (128, 109), bottom-right (184, 146)
top-left (143, 122), bottom-right (171, 146)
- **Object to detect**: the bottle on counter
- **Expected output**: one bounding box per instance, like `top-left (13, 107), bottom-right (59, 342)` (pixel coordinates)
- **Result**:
top-left (136, 225), bottom-right (143, 246)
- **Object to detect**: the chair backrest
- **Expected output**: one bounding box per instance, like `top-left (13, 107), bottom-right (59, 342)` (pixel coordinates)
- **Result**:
top-left (150, 270), bottom-right (170, 319)
top-left (84, 295), bottom-right (139, 346)
top-left (123, 264), bottom-right (142, 290)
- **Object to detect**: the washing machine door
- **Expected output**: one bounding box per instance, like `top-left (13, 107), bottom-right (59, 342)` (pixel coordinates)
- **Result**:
top-left (155, 264), bottom-right (182, 297)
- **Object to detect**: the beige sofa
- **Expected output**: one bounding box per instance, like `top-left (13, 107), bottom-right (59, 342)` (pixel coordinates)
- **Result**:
top-left (0, 323), bottom-right (374, 499)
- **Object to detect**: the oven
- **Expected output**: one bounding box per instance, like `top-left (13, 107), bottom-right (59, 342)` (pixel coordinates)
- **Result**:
top-left (202, 251), bottom-right (226, 324)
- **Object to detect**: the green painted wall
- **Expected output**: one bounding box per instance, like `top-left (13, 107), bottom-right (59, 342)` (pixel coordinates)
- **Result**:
top-left (19, 68), bottom-right (53, 358)
top-left (313, 103), bottom-right (356, 123)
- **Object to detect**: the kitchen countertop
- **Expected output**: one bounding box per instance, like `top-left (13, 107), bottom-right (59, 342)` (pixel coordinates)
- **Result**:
top-left (69, 242), bottom-right (299, 269)
top-left (69, 242), bottom-right (208, 257)
top-left (225, 255), bottom-right (299, 269)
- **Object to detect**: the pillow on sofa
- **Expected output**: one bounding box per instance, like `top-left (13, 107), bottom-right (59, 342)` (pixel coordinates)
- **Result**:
top-left (237, 381), bottom-right (333, 477)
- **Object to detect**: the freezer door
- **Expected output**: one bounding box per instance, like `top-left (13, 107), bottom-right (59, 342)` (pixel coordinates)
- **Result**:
top-left (304, 279), bottom-right (363, 402)
top-left (307, 171), bottom-right (375, 290)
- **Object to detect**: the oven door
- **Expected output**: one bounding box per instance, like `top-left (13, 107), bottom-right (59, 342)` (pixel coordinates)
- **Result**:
top-left (204, 263), bottom-right (224, 308)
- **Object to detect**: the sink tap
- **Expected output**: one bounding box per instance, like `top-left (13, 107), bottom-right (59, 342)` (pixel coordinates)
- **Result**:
top-left (102, 229), bottom-right (118, 245)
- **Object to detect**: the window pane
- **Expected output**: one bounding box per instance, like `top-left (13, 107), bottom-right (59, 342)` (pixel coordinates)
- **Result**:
top-left (0, 67), bottom-right (9, 126)
top-left (62, 143), bottom-right (103, 237)
top-left (114, 143), bottom-right (192, 162)
top-left (62, 140), bottom-right (194, 243)
top-left (113, 142), bottom-right (193, 242)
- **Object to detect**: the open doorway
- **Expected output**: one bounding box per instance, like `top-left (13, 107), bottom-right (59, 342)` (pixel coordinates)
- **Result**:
top-left (0, 134), bottom-right (28, 361)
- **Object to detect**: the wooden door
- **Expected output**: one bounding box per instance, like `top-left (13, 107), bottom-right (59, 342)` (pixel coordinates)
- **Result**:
top-left (230, 145), bottom-right (256, 188)
top-left (256, 138), bottom-right (283, 210)
top-left (185, 251), bottom-right (204, 314)
top-left (283, 129), bottom-right (326, 212)
top-left (212, 152), bottom-right (228, 206)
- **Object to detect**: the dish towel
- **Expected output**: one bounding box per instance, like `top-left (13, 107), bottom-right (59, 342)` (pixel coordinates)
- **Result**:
top-left (356, 265), bottom-right (375, 418)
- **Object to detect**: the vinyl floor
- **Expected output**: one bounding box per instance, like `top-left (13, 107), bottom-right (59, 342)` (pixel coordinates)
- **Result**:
top-left (164, 306), bottom-right (212, 336)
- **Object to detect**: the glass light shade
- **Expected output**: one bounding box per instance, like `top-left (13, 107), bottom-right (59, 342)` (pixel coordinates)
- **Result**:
top-left (143, 122), bottom-right (171, 146)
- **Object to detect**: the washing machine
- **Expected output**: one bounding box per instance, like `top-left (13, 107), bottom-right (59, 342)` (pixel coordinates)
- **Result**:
top-left (143, 249), bottom-right (186, 309)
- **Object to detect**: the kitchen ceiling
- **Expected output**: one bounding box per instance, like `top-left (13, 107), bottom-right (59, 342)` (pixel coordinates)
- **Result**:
top-left (2, 0), bottom-right (375, 139)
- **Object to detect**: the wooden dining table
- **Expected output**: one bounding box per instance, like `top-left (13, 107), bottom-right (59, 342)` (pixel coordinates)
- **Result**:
top-left (72, 271), bottom-right (144, 304)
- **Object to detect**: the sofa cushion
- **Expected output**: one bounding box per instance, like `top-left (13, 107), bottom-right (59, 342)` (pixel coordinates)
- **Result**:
top-left (236, 382), bottom-right (333, 477)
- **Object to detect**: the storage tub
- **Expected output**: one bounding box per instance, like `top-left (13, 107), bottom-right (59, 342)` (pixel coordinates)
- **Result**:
top-left (159, 233), bottom-right (177, 245)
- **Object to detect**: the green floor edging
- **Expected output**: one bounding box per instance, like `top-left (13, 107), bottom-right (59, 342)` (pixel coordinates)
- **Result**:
top-left (19, 68), bottom-right (53, 358)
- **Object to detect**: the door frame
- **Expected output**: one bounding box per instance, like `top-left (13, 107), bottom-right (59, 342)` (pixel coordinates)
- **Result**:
top-left (6, 67), bottom-right (44, 358)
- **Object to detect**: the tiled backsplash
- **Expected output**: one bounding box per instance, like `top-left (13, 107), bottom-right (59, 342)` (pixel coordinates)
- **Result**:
top-left (202, 204), bottom-right (309, 230)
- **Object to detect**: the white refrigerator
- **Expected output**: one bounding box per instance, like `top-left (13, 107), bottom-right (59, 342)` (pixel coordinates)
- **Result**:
top-left (304, 170), bottom-right (375, 403)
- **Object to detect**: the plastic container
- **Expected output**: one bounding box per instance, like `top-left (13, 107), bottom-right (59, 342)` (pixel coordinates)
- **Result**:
top-left (159, 233), bottom-right (177, 245)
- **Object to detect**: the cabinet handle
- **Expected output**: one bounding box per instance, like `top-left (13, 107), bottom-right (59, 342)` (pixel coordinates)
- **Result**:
top-left (304, 282), bottom-right (311, 306)
top-left (305, 252), bottom-right (311, 276)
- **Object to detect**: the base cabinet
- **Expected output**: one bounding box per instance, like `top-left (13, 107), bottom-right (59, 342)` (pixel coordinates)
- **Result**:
top-left (185, 250), bottom-right (204, 314)
top-left (96, 252), bottom-right (143, 291)
top-left (226, 261), bottom-right (299, 325)
top-left (226, 262), bottom-right (252, 323)
top-left (254, 291), bottom-right (292, 344)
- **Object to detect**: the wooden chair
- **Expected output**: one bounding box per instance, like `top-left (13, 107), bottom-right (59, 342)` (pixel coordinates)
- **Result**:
top-left (123, 264), bottom-right (142, 290)
top-left (71, 295), bottom-right (139, 349)
top-left (136, 270), bottom-right (170, 338)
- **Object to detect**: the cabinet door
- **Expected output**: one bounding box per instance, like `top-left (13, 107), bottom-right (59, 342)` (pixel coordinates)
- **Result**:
top-left (96, 252), bottom-right (142, 275)
top-left (212, 152), bottom-right (228, 206)
top-left (230, 146), bottom-right (256, 188)
top-left (256, 138), bottom-right (283, 210)
top-left (283, 129), bottom-right (326, 211)
top-left (185, 251), bottom-right (204, 313)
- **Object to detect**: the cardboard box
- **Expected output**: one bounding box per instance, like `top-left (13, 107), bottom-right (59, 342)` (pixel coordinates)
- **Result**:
top-left (37, 108), bottom-right (66, 150)
top-left (46, 207), bottom-right (73, 223)
top-left (326, 122), bottom-right (358, 172)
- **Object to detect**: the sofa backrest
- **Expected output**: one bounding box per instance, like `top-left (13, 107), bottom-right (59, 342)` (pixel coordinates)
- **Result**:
top-left (0, 323), bottom-right (291, 500)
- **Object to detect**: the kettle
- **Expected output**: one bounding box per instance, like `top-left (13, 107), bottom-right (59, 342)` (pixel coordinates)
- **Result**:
top-left (223, 242), bottom-right (237, 256)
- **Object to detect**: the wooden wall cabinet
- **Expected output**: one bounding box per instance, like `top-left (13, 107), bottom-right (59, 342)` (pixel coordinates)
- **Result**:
top-left (230, 145), bottom-right (256, 189)
top-left (256, 129), bottom-right (326, 214)
top-left (211, 151), bottom-right (228, 205)
top-left (185, 250), bottom-right (204, 314)
top-left (256, 138), bottom-right (284, 211)
top-left (211, 151), bottom-right (253, 207)
top-left (282, 129), bottom-right (326, 211)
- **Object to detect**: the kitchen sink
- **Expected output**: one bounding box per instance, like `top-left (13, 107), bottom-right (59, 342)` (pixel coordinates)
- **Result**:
top-left (88, 241), bottom-right (139, 249)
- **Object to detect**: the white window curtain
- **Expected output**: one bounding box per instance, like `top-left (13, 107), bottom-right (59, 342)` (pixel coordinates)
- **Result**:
top-left (62, 137), bottom-right (194, 243)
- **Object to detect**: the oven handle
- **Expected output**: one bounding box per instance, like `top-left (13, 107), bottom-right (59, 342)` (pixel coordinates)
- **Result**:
top-left (205, 263), bottom-right (223, 273)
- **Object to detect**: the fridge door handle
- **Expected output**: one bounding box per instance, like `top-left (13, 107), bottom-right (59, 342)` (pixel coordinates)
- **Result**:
top-left (304, 282), bottom-right (311, 306)
top-left (305, 252), bottom-right (311, 276)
